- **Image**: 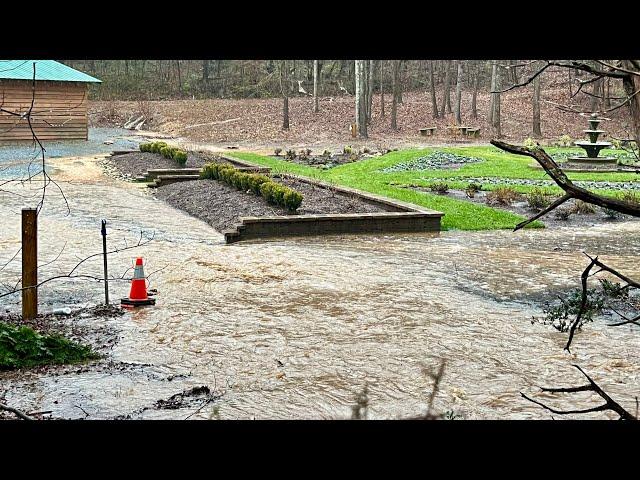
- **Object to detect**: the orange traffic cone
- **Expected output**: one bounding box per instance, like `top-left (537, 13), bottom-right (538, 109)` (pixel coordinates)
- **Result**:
top-left (121, 257), bottom-right (156, 307)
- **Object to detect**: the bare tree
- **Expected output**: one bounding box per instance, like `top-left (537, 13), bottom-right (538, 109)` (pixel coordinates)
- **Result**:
top-left (355, 60), bottom-right (367, 138)
top-left (471, 61), bottom-right (479, 120)
top-left (380, 61), bottom-right (385, 117)
top-left (440, 61), bottom-right (452, 116)
top-left (313, 60), bottom-right (319, 113)
top-left (367, 59), bottom-right (374, 123)
top-left (532, 71), bottom-right (542, 138)
top-left (391, 60), bottom-right (400, 130)
top-left (489, 61), bottom-right (501, 136)
top-left (454, 60), bottom-right (463, 125)
top-left (429, 60), bottom-right (439, 119)
top-left (280, 60), bottom-right (289, 130)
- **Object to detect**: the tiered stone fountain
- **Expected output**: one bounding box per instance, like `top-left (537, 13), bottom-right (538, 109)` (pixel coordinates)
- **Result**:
top-left (565, 113), bottom-right (618, 169)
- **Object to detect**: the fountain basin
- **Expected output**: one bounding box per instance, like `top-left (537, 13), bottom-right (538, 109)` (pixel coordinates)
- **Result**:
top-left (574, 140), bottom-right (612, 158)
top-left (566, 156), bottom-right (618, 165)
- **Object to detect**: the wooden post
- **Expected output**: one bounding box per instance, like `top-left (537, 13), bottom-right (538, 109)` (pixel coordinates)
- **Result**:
top-left (22, 208), bottom-right (37, 319)
top-left (101, 220), bottom-right (109, 305)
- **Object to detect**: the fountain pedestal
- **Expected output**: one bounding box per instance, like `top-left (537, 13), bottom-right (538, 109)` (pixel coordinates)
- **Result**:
top-left (566, 113), bottom-right (617, 169)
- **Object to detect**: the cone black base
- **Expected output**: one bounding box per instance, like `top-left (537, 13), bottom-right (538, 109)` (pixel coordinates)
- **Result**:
top-left (120, 297), bottom-right (156, 306)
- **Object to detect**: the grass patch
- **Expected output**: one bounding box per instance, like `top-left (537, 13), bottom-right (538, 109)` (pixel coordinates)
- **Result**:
top-left (0, 322), bottom-right (99, 370)
top-left (227, 146), bottom-right (640, 231)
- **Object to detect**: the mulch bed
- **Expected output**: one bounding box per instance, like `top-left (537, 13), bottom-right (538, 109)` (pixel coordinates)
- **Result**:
top-left (102, 151), bottom-right (225, 179)
top-left (153, 175), bottom-right (394, 233)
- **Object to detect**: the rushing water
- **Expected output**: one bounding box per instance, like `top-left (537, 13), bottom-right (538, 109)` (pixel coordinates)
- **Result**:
top-left (1, 150), bottom-right (639, 420)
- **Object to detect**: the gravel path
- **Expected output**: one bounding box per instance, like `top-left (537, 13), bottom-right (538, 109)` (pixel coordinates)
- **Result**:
top-left (154, 176), bottom-right (393, 233)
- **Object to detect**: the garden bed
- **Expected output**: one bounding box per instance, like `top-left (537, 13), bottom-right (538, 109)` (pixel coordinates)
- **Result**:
top-left (381, 151), bottom-right (483, 172)
top-left (270, 148), bottom-right (378, 170)
top-left (101, 150), bottom-right (221, 180)
top-left (409, 186), bottom-right (640, 228)
top-left (154, 175), bottom-right (398, 234)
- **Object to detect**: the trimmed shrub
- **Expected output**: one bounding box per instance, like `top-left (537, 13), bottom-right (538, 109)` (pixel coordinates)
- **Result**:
top-left (248, 174), bottom-right (270, 194)
top-left (283, 190), bottom-right (303, 211)
top-left (173, 149), bottom-right (188, 166)
top-left (159, 146), bottom-right (174, 159)
top-left (139, 142), bottom-right (153, 152)
top-left (274, 148), bottom-right (282, 156)
top-left (151, 141), bottom-right (168, 154)
top-left (202, 164), bottom-right (303, 211)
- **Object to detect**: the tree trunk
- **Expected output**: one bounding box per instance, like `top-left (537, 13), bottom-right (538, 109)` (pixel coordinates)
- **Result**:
top-left (380, 60), bottom-right (385, 117)
top-left (367, 60), bottom-right (374, 123)
top-left (493, 63), bottom-right (501, 137)
top-left (621, 60), bottom-right (640, 146)
top-left (471, 63), bottom-right (478, 120)
top-left (313, 60), bottom-right (319, 113)
top-left (176, 60), bottom-right (182, 94)
top-left (355, 60), bottom-right (367, 137)
top-left (202, 60), bottom-right (209, 82)
top-left (391, 60), bottom-right (400, 130)
top-left (532, 72), bottom-right (542, 138)
top-left (429, 60), bottom-right (439, 119)
top-left (488, 60), bottom-right (497, 125)
top-left (441, 61), bottom-right (452, 116)
top-left (280, 60), bottom-right (289, 130)
top-left (454, 61), bottom-right (463, 125)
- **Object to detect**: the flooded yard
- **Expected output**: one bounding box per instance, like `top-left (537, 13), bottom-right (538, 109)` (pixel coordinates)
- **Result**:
top-left (1, 135), bottom-right (639, 419)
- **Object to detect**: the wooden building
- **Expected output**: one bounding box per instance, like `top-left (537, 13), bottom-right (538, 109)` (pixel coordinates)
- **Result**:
top-left (0, 60), bottom-right (101, 142)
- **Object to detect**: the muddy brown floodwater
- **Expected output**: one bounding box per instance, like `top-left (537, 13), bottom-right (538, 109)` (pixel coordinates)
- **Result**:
top-left (1, 153), bottom-right (639, 420)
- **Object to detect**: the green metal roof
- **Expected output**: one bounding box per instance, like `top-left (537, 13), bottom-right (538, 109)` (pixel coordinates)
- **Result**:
top-left (0, 60), bottom-right (101, 83)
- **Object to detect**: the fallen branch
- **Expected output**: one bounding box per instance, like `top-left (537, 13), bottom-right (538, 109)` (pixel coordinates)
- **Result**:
top-left (0, 402), bottom-right (34, 420)
top-left (184, 117), bottom-right (242, 130)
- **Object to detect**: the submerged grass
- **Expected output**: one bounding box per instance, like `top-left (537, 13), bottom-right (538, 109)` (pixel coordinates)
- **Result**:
top-left (228, 146), bottom-right (640, 231)
top-left (0, 322), bottom-right (99, 370)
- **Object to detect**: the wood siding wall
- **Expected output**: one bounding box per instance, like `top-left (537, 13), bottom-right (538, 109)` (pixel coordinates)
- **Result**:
top-left (0, 80), bottom-right (88, 142)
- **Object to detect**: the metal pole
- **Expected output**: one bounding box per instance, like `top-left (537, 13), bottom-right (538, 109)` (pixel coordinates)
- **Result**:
top-left (101, 219), bottom-right (109, 305)
top-left (22, 208), bottom-right (37, 319)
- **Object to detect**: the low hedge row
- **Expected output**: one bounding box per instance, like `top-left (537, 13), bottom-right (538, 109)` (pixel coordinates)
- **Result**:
top-left (140, 142), bottom-right (188, 166)
top-left (201, 163), bottom-right (303, 211)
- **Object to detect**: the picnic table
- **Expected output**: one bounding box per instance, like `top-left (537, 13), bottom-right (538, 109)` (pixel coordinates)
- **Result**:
top-left (466, 127), bottom-right (481, 138)
top-left (446, 126), bottom-right (480, 138)
top-left (419, 127), bottom-right (437, 137)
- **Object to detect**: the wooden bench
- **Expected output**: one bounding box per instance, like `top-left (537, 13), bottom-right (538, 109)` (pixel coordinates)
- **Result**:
top-left (419, 127), bottom-right (437, 137)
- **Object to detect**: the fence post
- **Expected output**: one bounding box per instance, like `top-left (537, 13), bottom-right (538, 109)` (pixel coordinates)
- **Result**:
top-left (101, 219), bottom-right (109, 305)
top-left (22, 208), bottom-right (37, 319)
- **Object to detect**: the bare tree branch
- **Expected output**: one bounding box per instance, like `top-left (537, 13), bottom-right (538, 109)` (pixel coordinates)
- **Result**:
top-left (521, 365), bottom-right (636, 420)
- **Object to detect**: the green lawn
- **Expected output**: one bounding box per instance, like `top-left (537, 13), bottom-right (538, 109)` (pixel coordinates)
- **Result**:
top-left (228, 147), bottom-right (640, 231)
